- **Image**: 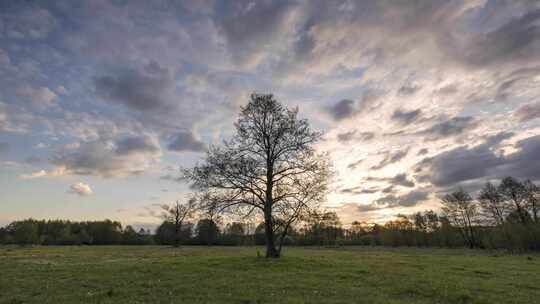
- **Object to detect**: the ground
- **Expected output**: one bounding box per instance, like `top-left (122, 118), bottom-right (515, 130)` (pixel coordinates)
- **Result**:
top-left (0, 246), bottom-right (539, 304)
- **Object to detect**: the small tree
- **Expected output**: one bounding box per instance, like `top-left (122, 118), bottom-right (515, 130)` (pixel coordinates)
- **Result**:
top-left (498, 177), bottom-right (530, 225)
top-left (523, 180), bottom-right (540, 223)
top-left (161, 199), bottom-right (197, 247)
top-left (478, 182), bottom-right (508, 226)
top-left (441, 189), bottom-right (479, 249)
top-left (185, 93), bottom-right (331, 258)
top-left (195, 219), bottom-right (219, 245)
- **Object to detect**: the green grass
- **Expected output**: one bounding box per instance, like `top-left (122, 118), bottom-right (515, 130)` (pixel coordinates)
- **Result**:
top-left (1, 246), bottom-right (539, 303)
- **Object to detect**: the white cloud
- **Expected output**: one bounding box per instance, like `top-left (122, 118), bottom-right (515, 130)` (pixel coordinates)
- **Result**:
top-left (68, 182), bottom-right (93, 196)
top-left (16, 86), bottom-right (57, 110)
top-left (19, 167), bottom-right (67, 179)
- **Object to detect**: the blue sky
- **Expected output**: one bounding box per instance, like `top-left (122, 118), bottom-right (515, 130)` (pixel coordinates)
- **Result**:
top-left (1, 0), bottom-right (540, 227)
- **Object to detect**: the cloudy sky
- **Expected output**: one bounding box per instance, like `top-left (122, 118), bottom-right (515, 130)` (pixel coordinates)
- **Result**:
top-left (1, 0), bottom-right (540, 227)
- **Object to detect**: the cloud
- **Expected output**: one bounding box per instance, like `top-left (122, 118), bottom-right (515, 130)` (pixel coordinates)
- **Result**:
top-left (68, 182), bottom-right (93, 196)
top-left (375, 190), bottom-right (430, 208)
top-left (398, 84), bottom-right (420, 96)
top-left (1, 6), bottom-right (56, 40)
top-left (0, 142), bottom-right (8, 153)
top-left (371, 149), bottom-right (408, 170)
top-left (115, 135), bottom-right (161, 155)
top-left (420, 116), bottom-right (478, 141)
top-left (215, 0), bottom-right (298, 67)
top-left (458, 8), bottom-right (540, 67)
top-left (391, 109), bottom-right (422, 125)
top-left (417, 148), bottom-right (429, 156)
top-left (337, 130), bottom-right (374, 142)
top-left (415, 133), bottom-right (540, 188)
top-left (390, 174), bottom-right (415, 188)
top-left (347, 159), bottom-right (364, 170)
top-left (16, 86), bottom-right (57, 110)
top-left (167, 130), bottom-right (205, 152)
top-left (326, 90), bottom-right (381, 121)
top-left (339, 186), bottom-right (379, 195)
top-left (50, 134), bottom-right (161, 177)
top-left (327, 99), bottom-right (356, 121)
top-left (94, 61), bottom-right (175, 112)
top-left (514, 102), bottom-right (540, 122)
top-left (24, 156), bottom-right (41, 164)
top-left (19, 167), bottom-right (67, 180)
top-left (365, 173), bottom-right (415, 188)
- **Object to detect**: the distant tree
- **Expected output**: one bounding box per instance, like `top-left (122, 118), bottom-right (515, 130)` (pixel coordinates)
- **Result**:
top-left (185, 93), bottom-right (331, 258)
top-left (195, 219), bottom-right (219, 245)
top-left (478, 182), bottom-right (508, 226)
top-left (441, 189), bottom-right (479, 248)
top-left (123, 225), bottom-right (139, 245)
top-left (9, 220), bottom-right (39, 246)
top-left (523, 180), bottom-right (540, 223)
top-left (498, 177), bottom-right (530, 225)
top-left (161, 199), bottom-right (197, 247)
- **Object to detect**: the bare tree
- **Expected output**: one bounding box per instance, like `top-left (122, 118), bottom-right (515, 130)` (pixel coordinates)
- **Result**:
top-left (161, 199), bottom-right (197, 247)
top-left (498, 177), bottom-right (530, 225)
top-left (523, 180), bottom-right (540, 223)
top-left (185, 93), bottom-right (331, 258)
top-left (441, 189), bottom-right (479, 249)
top-left (478, 182), bottom-right (508, 225)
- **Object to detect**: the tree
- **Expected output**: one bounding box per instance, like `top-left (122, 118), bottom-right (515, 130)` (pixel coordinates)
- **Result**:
top-left (185, 93), bottom-right (331, 258)
top-left (478, 182), bottom-right (508, 226)
top-left (161, 199), bottom-right (197, 247)
top-left (441, 189), bottom-right (479, 249)
top-left (523, 180), bottom-right (540, 223)
top-left (498, 177), bottom-right (530, 225)
top-left (195, 219), bottom-right (220, 245)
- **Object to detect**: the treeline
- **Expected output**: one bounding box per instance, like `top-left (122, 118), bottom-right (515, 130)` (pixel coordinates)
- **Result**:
top-left (0, 219), bottom-right (154, 246)
top-left (1, 176), bottom-right (539, 251)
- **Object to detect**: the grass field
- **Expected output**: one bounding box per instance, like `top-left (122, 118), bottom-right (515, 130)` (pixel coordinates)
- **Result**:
top-left (1, 246), bottom-right (539, 304)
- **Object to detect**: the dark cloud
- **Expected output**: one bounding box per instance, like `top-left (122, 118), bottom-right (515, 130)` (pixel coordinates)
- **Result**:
top-left (415, 145), bottom-right (502, 187)
top-left (51, 134), bottom-right (161, 177)
top-left (417, 148), bottom-right (429, 156)
top-left (390, 173), bottom-right (415, 188)
top-left (167, 130), bottom-right (205, 152)
top-left (502, 134), bottom-right (540, 181)
top-left (24, 156), bottom-right (41, 164)
top-left (420, 116), bottom-right (477, 141)
top-left (514, 102), bottom-right (540, 122)
top-left (326, 91), bottom-right (381, 121)
top-left (460, 9), bottom-right (540, 67)
top-left (339, 186), bottom-right (379, 195)
top-left (375, 190), bottom-right (430, 208)
top-left (94, 61), bottom-right (175, 112)
top-left (347, 159), bottom-right (364, 170)
top-left (216, 0), bottom-right (297, 66)
top-left (0, 142), bottom-right (8, 153)
top-left (371, 149), bottom-right (408, 170)
top-left (327, 99), bottom-right (356, 120)
top-left (391, 109), bottom-right (422, 125)
top-left (398, 84), bottom-right (420, 96)
top-left (337, 130), bottom-right (375, 142)
top-left (415, 133), bottom-right (540, 188)
top-left (365, 173), bottom-right (415, 188)
top-left (116, 135), bottom-right (160, 155)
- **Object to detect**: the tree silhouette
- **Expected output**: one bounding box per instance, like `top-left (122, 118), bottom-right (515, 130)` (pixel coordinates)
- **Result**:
top-left (441, 189), bottom-right (479, 249)
top-left (161, 199), bottom-right (196, 247)
top-left (185, 93), bottom-right (331, 258)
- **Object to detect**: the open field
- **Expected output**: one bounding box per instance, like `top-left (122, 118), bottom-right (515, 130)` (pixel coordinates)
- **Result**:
top-left (1, 246), bottom-right (539, 304)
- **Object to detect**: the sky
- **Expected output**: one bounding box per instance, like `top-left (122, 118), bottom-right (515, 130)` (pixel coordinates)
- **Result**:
top-left (1, 0), bottom-right (540, 228)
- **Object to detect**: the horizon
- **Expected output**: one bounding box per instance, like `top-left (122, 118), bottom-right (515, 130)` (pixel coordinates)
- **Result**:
top-left (1, 1), bottom-right (540, 228)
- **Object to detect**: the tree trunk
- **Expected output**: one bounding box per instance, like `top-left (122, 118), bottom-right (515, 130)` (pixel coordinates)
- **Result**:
top-left (174, 221), bottom-right (180, 247)
top-left (264, 208), bottom-right (279, 258)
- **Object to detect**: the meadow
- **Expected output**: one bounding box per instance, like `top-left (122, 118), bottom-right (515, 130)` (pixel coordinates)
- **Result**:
top-left (1, 246), bottom-right (539, 304)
